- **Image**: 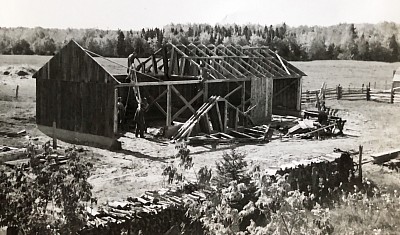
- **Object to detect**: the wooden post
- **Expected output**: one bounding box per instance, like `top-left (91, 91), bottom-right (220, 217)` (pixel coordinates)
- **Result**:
top-left (366, 86), bottom-right (371, 101)
top-left (223, 100), bottom-right (228, 133)
top-left (52, 121), bottom-right (57, 149)
top-left (336, 85), bottom-right (342, 100)
top-left (15, 85), bottom-right (19, 99)
top-left (241, 81), bottom-right (246, 112)
top-left (315, 91), bottom-right (321, 111)
top-left (391, 82), bottom-right (395, 104)
top-left (166, 85), bottom-right (171, 127)
top-left (297, 78), bottom-right (302, 111)
top-left (359, 145), bottom-right (363, 184)
top-left (203, 82), bottom-right (208, 103)
top-left (114, 88), bottom-right (118, 134)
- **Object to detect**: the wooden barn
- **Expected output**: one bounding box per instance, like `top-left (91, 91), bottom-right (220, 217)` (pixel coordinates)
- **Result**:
top-left (34, 40), bottom-right (306, 148)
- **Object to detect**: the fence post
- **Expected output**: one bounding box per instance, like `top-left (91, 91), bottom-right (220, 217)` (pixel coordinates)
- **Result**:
top-left (52, 121), bottom-right (57, 149)
top-left (391, 84), bottom-right (394, 104)
top-left (359, 145), bottom-right (363, 185)
top-left (15, 85), bottom-right (19, 99)
top-left (336, 85), bottom-right (342, 100)
top-left (366, 86), bottom-right (370, 101)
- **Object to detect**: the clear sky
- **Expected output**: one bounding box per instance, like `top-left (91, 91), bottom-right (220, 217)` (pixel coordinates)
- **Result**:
top-left (1, 0), bottom-right (400, 30)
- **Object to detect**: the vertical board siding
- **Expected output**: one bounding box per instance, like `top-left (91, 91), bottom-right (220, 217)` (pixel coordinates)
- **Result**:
top-left (36, 40), bottom-right (116, 138)
top-left (273, 78), bottom-right (300, 111)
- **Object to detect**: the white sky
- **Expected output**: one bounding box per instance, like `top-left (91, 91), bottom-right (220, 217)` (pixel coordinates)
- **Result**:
top-left (1, 0), bottom-right (400, 30)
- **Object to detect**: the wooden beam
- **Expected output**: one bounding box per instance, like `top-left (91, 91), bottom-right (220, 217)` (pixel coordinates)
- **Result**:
top-left (145, 88), bottom-right (167, 111)
top-left (247, 49), bottom-right (287, 77)
top-left (188, 43), bottom-right (239, 78)
top-left (203, 82), bottom-right (209, 103)
top-left (166, 85), bottom-right (171, 126)
top-left (171, 85), bottom-right (196, 113)
top-left (230, 130), bottom-right (256, 139)
top-left (297, 78), bottom-right (302, 111)
top-left (163, 45), bottom-right (169, 77)
top-left (114, 88), bottom-right (118, 134)
top-left (116, 80), bottom-right (201, 87)
top-left (223, 100), bottom-right (228, 133)
top-left (179, 57), bottom-right (186, 76)
top-left (152, 55), bottom-right (158, 74)
top-left (215, 102), bottom-right (224, 132)
top-left (224, 84), bottom-right (243, 99)
top-left (172, 90), bottom-right (203, 121)
top-left (241, 81), bottom-right (246, 112)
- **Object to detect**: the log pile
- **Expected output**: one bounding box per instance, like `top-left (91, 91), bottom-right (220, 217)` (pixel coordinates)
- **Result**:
top-left (81, 186), bottom-right (209, 235)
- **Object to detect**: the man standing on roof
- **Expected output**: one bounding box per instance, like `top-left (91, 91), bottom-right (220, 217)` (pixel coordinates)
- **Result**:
top-left (199, 61), bottom-right (210, 82)
top-left (127, 52), bottom-right (140, 74)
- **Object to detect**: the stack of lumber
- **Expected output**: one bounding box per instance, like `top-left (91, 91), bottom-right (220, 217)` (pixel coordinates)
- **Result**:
top-left (188, 125), bottom-right (271, 146)
top-left (81, 186), bottom-right (210, 234)
top-left (0, 146), bottom-right (27, 163)
top-left (173, 96), bottom-right (220, 141)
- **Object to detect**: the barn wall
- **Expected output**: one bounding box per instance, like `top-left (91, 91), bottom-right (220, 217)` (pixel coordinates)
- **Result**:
top-left (272, 78), bottom-right (301, 115)
top-left (250, 77), bottom-right (273, 123)
top-left (36, 40), bottom-right (116, 139)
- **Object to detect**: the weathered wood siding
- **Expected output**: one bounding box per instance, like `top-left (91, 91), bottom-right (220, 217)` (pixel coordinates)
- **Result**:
top-left (272, 78), bottom-right (301, 113)
top-left (36, 40), bottom-right (116, 138)
top-left (250, 77), bottom-right (273, 123)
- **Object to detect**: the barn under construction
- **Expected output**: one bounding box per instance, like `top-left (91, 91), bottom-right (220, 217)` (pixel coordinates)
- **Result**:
top-left (34, 40), bottom-right (306, 148)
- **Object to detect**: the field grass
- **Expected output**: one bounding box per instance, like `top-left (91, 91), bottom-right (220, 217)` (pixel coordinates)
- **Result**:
top-left (0, 55), bottom-right (51, 68)
top-left (293, 60), bottom-right (400, 90)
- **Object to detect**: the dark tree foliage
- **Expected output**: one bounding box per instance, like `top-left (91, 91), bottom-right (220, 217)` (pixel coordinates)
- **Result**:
top-left (0, 143), bottom-right (94, 235)
top-left (389, 34), bottom-right (399, 62)
top-left (12, 39), bottom-right (33, 55)
top-left (116, 29), bottom-right (126, 57)
top-left (1, 23), bottom-right (400, 62)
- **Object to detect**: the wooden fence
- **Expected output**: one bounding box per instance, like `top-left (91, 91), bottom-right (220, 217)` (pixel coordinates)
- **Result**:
top-left (302, 83), bottom-right (400, 105)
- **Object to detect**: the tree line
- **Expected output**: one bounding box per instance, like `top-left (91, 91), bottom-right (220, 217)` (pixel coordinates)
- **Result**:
top-left (0, 22), bottom-right (399, 62)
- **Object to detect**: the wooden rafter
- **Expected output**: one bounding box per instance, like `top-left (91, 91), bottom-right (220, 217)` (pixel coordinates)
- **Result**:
top-left (241, 48), bottom-right (287, 77)
top-left (195, 43), bottom-right (247, 78)
top-left (228, 46), bottom-right (275, 77)
top-left (211, 44), bottom-right (258, 77)
top-left (177, 44), bottom-right (229, 79)
top-left (221, 45), bottom-right (266, 77)
top-left (187, 43), bottom-right (238, 78)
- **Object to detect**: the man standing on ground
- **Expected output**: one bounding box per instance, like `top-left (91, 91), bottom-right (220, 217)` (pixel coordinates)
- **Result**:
top-left (134, 97), bottom-right (148, 138)
top-left (117, 97), bottom-right (125, 130)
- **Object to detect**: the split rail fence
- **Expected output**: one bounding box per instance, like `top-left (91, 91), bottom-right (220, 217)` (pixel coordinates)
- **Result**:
top-left (302, 83), bottom-right (400, 105)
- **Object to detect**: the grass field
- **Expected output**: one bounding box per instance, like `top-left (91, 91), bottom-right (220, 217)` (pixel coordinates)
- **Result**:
top-left (0, 54), bottom-right (51, 68)
top-left (293, 60), bottom-right (400, 90)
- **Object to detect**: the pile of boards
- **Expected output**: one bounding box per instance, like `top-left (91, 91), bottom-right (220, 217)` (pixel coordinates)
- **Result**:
top-left (81, 186), bottom-right (210, 234)
top-left (286, 110), bottom-right (346, 138)
top-left (188, 125), bottom-right (271, 146)
top-left (372, 148), bottom-right (400, 172)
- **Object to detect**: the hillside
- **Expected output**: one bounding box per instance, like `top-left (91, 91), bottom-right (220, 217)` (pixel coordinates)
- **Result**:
top-left (1, 22), bottom-right (400, 62)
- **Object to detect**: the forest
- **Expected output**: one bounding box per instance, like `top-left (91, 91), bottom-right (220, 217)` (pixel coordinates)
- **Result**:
top-left (0, 22), bottom-right (399, 62)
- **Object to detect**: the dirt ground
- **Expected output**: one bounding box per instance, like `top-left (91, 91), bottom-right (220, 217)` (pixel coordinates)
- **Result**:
top-left (1, 57), bottom-right (400, 204)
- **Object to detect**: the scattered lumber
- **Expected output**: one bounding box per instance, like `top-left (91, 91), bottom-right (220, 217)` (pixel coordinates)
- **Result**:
top-left (371, 148), bottom-right (400, 164)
